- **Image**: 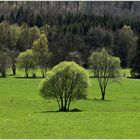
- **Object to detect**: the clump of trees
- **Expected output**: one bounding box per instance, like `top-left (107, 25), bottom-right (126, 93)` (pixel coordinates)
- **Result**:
top-left (39, 61), bottom-right (88, 111)
top-left (89, 48), bottom-right (121, 100)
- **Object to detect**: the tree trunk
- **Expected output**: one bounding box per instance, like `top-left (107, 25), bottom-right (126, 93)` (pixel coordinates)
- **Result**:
top-left (63, 103), bottom-right (67, 111)
top-left (63, 107), bottom-right (67, 111)
top-left (26, 73), bottom-right (29, 78)
top-left (59, 99), bottom-right (69, 112)
top-left (41, 69), bottom-right (45, 78)
top-left (101, 91), bottom-right (105, 100)
top-left (101, 94), bottom-right (105, 100)
top-left (60, 98), bottom-right (64, 111)
top-left (64, 99), bottom-right (68, 111)
top-left (32, 73), bottom-right (36, 78)
top-left (12, 63), bottom-right (16, 75)
top-left (67, 100), bottom-right (71, 111)
top-left (25, 68), bottom-right (29, 78)
top-left (67, 104), bottom-right (70, 111)
top-left (12, 68), bottom-right (16, 75)
top-left (42, 73), bottom-right (45, 78)
top-left (2, 70), bottom-right (6, 78)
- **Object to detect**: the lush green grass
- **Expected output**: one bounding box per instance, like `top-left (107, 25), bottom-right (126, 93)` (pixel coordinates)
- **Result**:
top-left (0, 69), bottom-right (140, 138)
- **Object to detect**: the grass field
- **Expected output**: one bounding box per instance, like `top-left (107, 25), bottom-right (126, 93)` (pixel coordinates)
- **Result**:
top-left (0, 69), bottom-right (140, 138)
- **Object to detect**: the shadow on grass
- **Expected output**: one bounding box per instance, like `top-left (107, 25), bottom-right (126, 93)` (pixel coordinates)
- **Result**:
top-left (89, 76), bottom-right (96, 78)
top-left (36, 108), bottom-right (83, 113)
top-left (0, 77), bottom-right (6, 78)
top-left (127, 76), bottom-right (140, 79)
top-left (13, 76), bottom-right (44, 79)
top-left (0, 76), bottom-right (43, 79)
top-left (69, 108), bottom-right (82, 112)
top-left (87, 98), bottom-right (113, 102)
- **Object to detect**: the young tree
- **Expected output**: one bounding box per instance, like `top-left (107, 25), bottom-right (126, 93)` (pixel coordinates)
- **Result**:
top-left (89, 48), bottom-right (121, 100)
top-left (0, 49), bottom-right (11, 77)
top-left (17, 49), bottom-right (35, 78)
top-left (9, 24), bottom-right (21, 75)
top-left (32, 34), bottom-right (49, 78)
top-left (39, 61), bottom-right (88, 111)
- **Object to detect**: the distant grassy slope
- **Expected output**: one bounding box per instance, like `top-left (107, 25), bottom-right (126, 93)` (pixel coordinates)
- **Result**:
top-left (0, 69), bottom-right (140, 138)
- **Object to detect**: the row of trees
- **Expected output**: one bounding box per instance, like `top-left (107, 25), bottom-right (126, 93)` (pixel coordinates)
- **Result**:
top-left (0, 22), bottom-right (139, 77)
top-left (40, 49), bottom-right (121, 111)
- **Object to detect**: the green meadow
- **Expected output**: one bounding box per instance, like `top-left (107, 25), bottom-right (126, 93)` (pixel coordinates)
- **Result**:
top-left (0, 69), bottom-right (140, 138)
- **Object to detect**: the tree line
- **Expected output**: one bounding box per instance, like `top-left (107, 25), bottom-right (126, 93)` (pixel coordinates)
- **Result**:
top-left (0, 21), bottom-right (139, 78)
top-left (0, 1), bottom-right (140, 77)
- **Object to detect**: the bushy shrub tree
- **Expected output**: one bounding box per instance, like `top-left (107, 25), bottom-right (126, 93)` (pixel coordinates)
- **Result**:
top-left (32, 34), bottom-right (49, 78)
top-left (17, 49), bottom-right (35, 78)
top-left (39, 61), bottom-right (88, 111)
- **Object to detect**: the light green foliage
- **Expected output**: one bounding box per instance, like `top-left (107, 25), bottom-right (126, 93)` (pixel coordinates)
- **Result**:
top-left (29, 26), bottom-right (40, 46)
top-left (40, 61), bottom-right (88, 111)
top-left (9, 24), bottom-right (21, 49)
top-left (89, 48), bottom-right (121, 100)
top-left (41, 24), bottom-right (51, 36)
top-left (120, 25), bottom-right (137, 46)
top-left (32, 34), bottom-right (49, 77)
top-left (17, 49), bottom-right (35, 77)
